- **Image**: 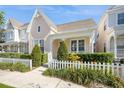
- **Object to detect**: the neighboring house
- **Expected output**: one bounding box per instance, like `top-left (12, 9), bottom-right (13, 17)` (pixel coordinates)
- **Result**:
top-left (96, 5), bottom-right (124, 59)
top-left (0, 9), bottom-right (96, 61)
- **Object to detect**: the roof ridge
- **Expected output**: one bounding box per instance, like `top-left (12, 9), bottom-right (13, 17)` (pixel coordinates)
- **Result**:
top-left (57, 18), bottom-right (95, 26)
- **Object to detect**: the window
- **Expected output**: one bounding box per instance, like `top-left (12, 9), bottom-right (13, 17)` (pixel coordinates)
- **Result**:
top-left (117, 45), bottom-right (124, 49)
top-left (78, 40), bottom-right (84, 52)
top-left (34, 40), bottom-right (39, 45)
top-left (71, 40), bottom-right (77, 52)
top-left (38, 26), bottom-right (40, 32)
top-left (39, 40), bottom-right (44, 53)
top-left (118, 13), bottom-right (124, 25)
top-left (71, 40), bottom-right (85, 53)
top-left (104, 43), bottom-right (106, 52)
top-left (34, 39), bottom-right (44, 53)
top-left (5, 31), bottom-right (14, 40)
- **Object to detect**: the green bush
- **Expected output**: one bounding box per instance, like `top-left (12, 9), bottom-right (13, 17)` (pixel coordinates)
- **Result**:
top-left (31, 44), bottom-right (42, 67)
top-left (20, 54), bottom-right (31, 59)
top-left (0, 62), bottom-right (13, 70)
top-left (70, 53), bottom-right (114, 63)
top-left (41, 53), bottom-right (48, 64)
top-left (68, 53), bottom-right (80, 61)
top-left (0, 53), bottom-right (31, 59)
top-left (0, 62), bottom-right (30, 72)
top-left (57, 41), bottom-right (68, 61)
top-left (43, 68), bottom-right (124, 88)
top-left (10, 62), bottom-right (30, 72)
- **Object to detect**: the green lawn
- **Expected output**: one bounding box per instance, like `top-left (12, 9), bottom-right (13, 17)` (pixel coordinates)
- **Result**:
top-left (0, 83), bottom-right (15, 88)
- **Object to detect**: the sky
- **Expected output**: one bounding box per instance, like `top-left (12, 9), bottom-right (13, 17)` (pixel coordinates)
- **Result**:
top-left (0, 5), bottom-right (110, 25)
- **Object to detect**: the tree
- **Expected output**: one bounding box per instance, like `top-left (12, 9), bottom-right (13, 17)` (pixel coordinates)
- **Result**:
top-left (31, 44), bottom-right (42, 67)
top-left (57, 41), bottom-right (68, 61)
top-left (0, 29), bottom-right (5, 43)
top-left (0, 11), bottom-right (5, 43)
top-left (0, 11), bottom-right (5, 25)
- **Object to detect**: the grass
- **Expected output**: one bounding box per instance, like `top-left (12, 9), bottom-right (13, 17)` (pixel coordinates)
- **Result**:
top-left (0, 83), bottom-right (15, 88)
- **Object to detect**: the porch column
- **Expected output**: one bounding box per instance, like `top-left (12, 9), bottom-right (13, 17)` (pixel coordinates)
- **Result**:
top-left (89, 38), bottom-right (94, 53)
top-left (48, 39), bottom-right (53, 63)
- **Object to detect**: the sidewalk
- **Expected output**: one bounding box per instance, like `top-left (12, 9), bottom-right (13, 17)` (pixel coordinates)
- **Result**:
top-left (0, 66), bottom-right (85, 88)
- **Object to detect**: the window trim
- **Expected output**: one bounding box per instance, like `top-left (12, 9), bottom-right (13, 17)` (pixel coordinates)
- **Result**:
top-left (70, 39), bottom-right (86, 53)
top-left (116, 12), bottom-right (124, 26)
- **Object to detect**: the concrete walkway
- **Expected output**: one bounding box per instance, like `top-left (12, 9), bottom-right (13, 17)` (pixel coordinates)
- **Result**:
top-left (0, 66), bottom-right (85, 88)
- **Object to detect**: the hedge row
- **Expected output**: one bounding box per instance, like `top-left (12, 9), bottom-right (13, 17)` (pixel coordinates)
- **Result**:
top-left (43, 68), bottom-right (124, 88)
top-left (0, 53), bottom-right (31, 59)
top-left (0, 53), bottom-right (48, 64)
top-left (0, 62), bottom-right (30, 72)
top-left (69, 53), bottom-right (114, 63)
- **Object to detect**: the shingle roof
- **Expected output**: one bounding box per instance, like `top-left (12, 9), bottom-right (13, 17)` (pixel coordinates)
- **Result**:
top-left (19, 23), bottom-right (29, 30)
top-left (57, 18), bottom-right (96, 32)
top-left (9, 18), bottom-right (23, 28)
top-left (37, 9), bottom-right (57, 29)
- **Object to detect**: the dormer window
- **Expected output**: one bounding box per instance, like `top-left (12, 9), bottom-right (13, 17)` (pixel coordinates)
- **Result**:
top-left (38, 26), bottom-right (40, 32)
top-left (118, 13), bottom-right (124, 25)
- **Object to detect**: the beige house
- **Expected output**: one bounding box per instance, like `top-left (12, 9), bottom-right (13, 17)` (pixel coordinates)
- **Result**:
top-left (0, 9), bottom-right (96, 61)
top-left (96, 5), bottom-right (124, 59)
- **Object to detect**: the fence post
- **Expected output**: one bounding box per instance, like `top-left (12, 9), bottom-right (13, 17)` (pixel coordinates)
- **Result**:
top-left (29, 60), bottom-right (32, 70)
top-left (107, 63), bottom-right (110, 74)
top-left (121, 64), bottom-right (124, 79)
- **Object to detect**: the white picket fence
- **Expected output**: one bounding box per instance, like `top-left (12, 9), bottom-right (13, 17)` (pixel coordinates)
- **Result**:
top-left (0, 58), bottom-right (32, 70)
top-left (48, 59), bottom-right (124, 79)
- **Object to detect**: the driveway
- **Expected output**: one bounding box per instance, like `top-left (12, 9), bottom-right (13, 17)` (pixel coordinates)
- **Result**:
top-left (0, 66), bottom-right (85, 88)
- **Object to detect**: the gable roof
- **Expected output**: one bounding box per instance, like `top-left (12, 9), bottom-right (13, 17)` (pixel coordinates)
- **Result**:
top-left (19, 23), bottom-right (29, 30)
top-left (26, 9), bottom-right (57, 33)
top-left (57, 18), bottom-right (96, 32)
top-left (37, 9), bottom-right (57, 29)
top-left (9, 18), bottom-right (23, 29)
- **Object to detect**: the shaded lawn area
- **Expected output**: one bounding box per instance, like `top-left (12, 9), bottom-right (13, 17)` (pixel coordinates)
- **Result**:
top-left (0, 83), bottom-right (15, 88)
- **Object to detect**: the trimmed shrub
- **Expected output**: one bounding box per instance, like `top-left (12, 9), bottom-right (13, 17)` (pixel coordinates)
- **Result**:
top-left (0, 53), bottom-right (31, 59)
top-left (41, 53), bottom-right (48, 64)
top-left (10, 62), bottom-right (30, 72)
top-left (43, 68), bottom-right (124, 88)
top-left (31, 44), bottom-right (42, 67)
top-left (69, 53), bottom-right (114, 63)
top-left (0, 62), bottom-right (30, 72)
top-left (20, 54), bottom-right (31, 59)
top-left (57, 41), bottom-right (68, 61)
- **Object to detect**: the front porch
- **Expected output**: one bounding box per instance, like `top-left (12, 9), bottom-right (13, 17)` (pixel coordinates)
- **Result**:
top-left (0, 42), bottom-right (29, 54)
top-left (48, 28), bottom-right (96, 59)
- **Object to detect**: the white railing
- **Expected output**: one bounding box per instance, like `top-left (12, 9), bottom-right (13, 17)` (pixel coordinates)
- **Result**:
top-left (0, 58), bottom-right (32, 70)
top-left (49, 59), bottom-right (124, 79)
